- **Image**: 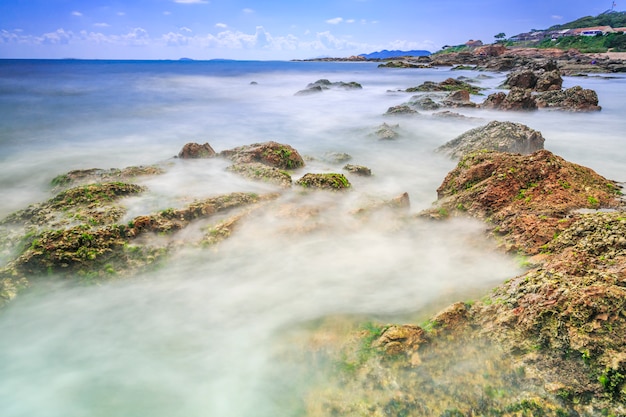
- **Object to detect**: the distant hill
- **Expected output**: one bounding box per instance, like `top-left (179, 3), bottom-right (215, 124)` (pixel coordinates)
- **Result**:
top-left (359, 49), bottom-right (431, 59)
top-left (547, 10), bottom-right (626, 30)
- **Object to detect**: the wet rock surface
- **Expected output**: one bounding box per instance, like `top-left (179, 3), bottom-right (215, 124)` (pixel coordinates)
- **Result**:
top-left (177, 142), bottom-right (217, 159)
top-left (295, 173), bottom-right (352, 190)
top-left (220, 141), bottom-right (305, 170)
top-left (436, 120), bottom-right (545, 159)
top-left (295, 79), bottom-right (363, 95)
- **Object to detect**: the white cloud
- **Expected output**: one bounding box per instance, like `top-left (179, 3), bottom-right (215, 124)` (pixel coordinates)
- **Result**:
top-left (71, 11), bottom-right (83, 17)
top-left (94, 23), bottom-right (110, 28)
top-left (551, 15), bottom-right (563, 20)
top-left (42, 28), bottom-right (74, 44)
top-left (180, 26), bottom-right (193, 32)
top-left (117, 12), bottom-right (126, 16)
top-left (243, 8), bottom-right (254, 13)
top-left (215, 23), bottom-right (228, 29)
top-left (346, 19), bottom-right (355, 24)
top-left (173, 0), bottom-right (208, 3)
top-left (326, 17), bottom-right (343, 25)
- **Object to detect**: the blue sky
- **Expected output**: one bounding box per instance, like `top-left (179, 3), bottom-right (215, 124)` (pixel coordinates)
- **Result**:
top-left (0, 0), bottom-right (619, 60)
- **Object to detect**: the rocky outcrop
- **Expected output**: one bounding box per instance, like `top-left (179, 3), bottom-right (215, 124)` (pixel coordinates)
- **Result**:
top-left (295, 173), bottom-right (351, 190)
top-left (504, 69), bottom-right (538, 90)
top-left (481, 87), bottom-right (538, 111)
top-left (295, 79), bottom-right (363, 95)
top-left (406, 77), bottom-right (481, 94)
top-left (220, 141), bottom-right (305, 169)
top-left (441, 90), bottom-right (477, 108)
top-left (178, 142), bottom-right (217, 159)
top-left (536, 86), bottom-right (601, 111)
top-left (408, 96), bottom-right (441, 111)
top-left (535, 70), bottom-right (563, 91)
top-left (429, 149), bottom-right (622, 254)
top-left (50, 166), bottom-right (164, 191)
top-left (436, 120), bottom-right (545, 159)
top-left (373, 123), bottom-right (400, 139)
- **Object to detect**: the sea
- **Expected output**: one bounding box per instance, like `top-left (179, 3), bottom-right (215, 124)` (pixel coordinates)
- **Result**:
top-left (0, 59), bottom-right (625, 416)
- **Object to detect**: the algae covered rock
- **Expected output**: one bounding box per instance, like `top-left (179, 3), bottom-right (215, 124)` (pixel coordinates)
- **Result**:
top-left (481, 87), bottom-right (538, 111)
top-left (429, 150), bottom-right (622, 254)
top-left (343, 164), bottom-right (372, 176)
top-left (436, 120), bottom-right (545, 160)
top-left (220, 141), bottom-right (305, 169)
top-left (295, 173), bottom-right (351, 190)
top-left (226, 162), bottom-right (292, 187)
top-left (536, 85), bottom-right (601, 111)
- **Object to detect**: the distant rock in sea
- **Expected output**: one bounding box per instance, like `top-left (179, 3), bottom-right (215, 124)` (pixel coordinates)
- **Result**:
top-left (178, 57), bottom-right (194, 61)
top-left (359, 49), bottom-right (431, 59)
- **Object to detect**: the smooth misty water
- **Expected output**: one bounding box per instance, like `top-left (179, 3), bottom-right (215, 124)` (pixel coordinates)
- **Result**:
top-left (0, 59), bottom-right (624, 416)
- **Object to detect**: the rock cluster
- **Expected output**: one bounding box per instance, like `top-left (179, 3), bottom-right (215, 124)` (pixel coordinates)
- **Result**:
top-left (295, 79), bottom-right (363, 95)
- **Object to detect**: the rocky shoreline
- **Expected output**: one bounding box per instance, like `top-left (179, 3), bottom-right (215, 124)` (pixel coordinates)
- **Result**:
top-left (1, 66), bottom-right (626, 415)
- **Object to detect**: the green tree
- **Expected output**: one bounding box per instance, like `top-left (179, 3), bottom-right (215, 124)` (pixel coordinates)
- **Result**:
top-left (494, 32), bottom-right (506, 43)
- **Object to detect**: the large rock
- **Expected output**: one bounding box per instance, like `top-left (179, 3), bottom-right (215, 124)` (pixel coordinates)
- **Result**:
top-left (481, 87), bottom-right (537, 111)
top-left (178, 142), bottom-right (217, 159)
top-left (220, 141), bottom-right (305, 169)
top-left (436, 121), bottom-right (545, 159)
top-left (295, 79), bottom-right (362, 95)
top-left (504, 70), bottom-right (538, 90)
top-left (535, 70), bottom-right (563, 92)
top-left (441, 90), bottom-right (477, 108)
top-left (536, 86), bottom-right (601, 111)
top-left (429, 149), bottom-right (622, 254)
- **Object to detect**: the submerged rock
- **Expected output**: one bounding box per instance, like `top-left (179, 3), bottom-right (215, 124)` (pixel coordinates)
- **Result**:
top-left (220, 141), bottom-right (305, 170)
top-left (373, 122), bottom-right (400, 139)
top-left (436, 120), bottom-right (545, 159)
top-left (295, 79), bottom-right (363, 95)
top-left (384, 105), bottom-right (418, 116)
top-left (343, 164), bottom-right (372, 176)
top-left (406, 77), bottom-right (482, 94)
top-left (50, 166), bottom-right (164, 190)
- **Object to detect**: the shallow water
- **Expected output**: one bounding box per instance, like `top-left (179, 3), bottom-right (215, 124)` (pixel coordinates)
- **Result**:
top-left (0, 59), bottom-right (624, 416)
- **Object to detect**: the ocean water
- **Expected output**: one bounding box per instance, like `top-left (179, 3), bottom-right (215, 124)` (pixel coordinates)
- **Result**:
top-left (0, 59), bottom-right (625, 416)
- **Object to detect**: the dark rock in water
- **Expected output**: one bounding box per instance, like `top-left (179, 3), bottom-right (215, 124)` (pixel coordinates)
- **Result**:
top-left (384, 105), bottom-right (418, 116)
top-left (295, 173), bottom-right (351, 190)
top-left (504, 70), bottom-right (538, 90)
top-left (295, 85), bottom-right (323, 95)
top-left (220, 141), bottom-right (305, 169)
top-left (536, 86), bottom-right (601, 111)
top-left (295, 79), bottom-right (362, 95)
top-left (436, 120), bottom-right (545, 159)
top-left (50, 166), bottom-right (164, 190)
top-left (432, 111), bottom-right (477, 120)
top-left (374, 122), bottom-right (400, 139)
top-left (178, 142), bottom-right (217, 159)
top-left (322, 152), bottom-right (352, 164)
top-left (406, 77), bottom-right (481, 94)
top-left (535, 70), bottom-right (563, 92)
top-left (343, 164), bottom-right (372, 176)
top-left (442, 90), bottom-right (477, 108)
top-left (250, 81), bottom-right (258, 85)
top-left (481, 87), bottom-right (537, 111)
top-left (226, 162), bottom-right (292, 187)
top-left (409, 96), bottom-right (440, 111)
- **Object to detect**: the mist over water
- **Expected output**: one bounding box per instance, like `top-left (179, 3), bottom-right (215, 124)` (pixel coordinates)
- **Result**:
top-left (0, 59), bottom-right (624, 416)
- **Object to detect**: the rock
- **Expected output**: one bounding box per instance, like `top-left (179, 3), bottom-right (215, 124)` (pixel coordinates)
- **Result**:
top-left (442, 90), bottom-right (477, 108)
top-left (373, 324), bottom-right (427, 356)
top-left (481, 87), bottom-right (537, 111)
top-left (535, 70), bottom-right (563, 92)
top-left (226, 162), bottom-right (292, 187)
top-left (428, 149), bottom-right (622, 254)
top-left (535, 86), bottom-right (601, 111)
top-left (295, 79), bottom-right (363, 95)
top-left (384, 105), bottom-right (418, 116)
top-left (409, 96), bottom-right (441, 111)
top-left (322, 152), bottom-right (352, 164)
top-left (436, 120), bottom-right (545, 159)
top-left (343, 164), bottom-right (372, 176)
top-left (374, 123), bottom-right (400, 139)
top-left (178, 142), bottom-right (217, 159)
top-left (295, 173), bottom-right (351, 190)
top-left (220, 141), bottom-right (305, 170)
top-left (406, 77), bottom-right (481, 94)
top-left (50, 165), bottom-right (164, 190)
top-left (504, 70), bottom-right (538, 90)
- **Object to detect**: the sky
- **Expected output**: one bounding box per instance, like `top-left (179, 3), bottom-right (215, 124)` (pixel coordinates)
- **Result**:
top-left (0, 0), bottom-right (620, 60)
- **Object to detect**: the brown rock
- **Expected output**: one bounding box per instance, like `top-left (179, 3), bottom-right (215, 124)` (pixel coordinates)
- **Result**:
top-left (220, 141), bottom-right (305, 169)
top-left (178, 142), bottom-right (217, 159)
top-left (535, 70), bottom-right (563, 92)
